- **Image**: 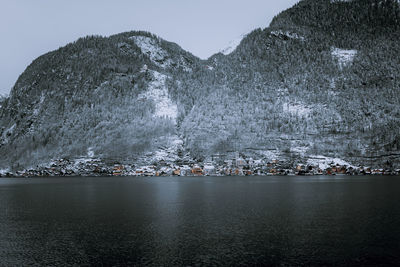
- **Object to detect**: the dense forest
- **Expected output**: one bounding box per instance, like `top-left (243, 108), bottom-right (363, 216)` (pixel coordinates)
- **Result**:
top-left (174, 0), bottom-right (400, 165)
top-left (1, 0), bottom-right (399, 170)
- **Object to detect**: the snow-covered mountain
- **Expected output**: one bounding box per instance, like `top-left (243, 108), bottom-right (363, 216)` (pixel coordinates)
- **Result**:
top-left (1, 0), bottom-right (400, 170)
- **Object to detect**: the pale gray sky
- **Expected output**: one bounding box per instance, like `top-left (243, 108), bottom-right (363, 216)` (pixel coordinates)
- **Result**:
top-left (0, 0), bottom-right (299, 95)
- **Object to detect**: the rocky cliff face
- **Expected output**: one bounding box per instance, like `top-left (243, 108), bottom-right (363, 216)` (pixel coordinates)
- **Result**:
top-left (1, 0), bottom-right (400, 170)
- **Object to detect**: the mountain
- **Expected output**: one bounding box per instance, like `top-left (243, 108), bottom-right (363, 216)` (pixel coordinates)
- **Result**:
top-left (1, 0), bottom-right (400, 171)
top-left (0, 32), bottom-right (201, 169)
top-left (176, 0), bottom-right (400, 166)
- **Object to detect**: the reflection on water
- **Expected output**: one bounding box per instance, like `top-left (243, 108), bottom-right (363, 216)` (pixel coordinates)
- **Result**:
top-left (0, 176), bottom-right (400, 266)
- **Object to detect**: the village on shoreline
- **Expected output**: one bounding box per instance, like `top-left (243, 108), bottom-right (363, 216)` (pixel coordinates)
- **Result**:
top-left (1, 154), bottom-right (399, 178)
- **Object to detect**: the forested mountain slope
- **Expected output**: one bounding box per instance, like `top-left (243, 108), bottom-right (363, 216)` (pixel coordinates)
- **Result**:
top-left (1, 0), bottom-right (399, 170)
top-left (175, 0), bottom-right (400, 167)
top-left (0, 32), bottom-right (201, 168)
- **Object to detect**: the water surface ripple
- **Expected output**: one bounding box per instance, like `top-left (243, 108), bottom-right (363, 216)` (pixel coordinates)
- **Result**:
top-left (0, 176), bottom-right (399, 266)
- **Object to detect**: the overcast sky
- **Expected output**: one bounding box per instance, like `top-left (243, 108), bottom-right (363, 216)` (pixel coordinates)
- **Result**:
top-left (0, 0), bottom-right (299, 95)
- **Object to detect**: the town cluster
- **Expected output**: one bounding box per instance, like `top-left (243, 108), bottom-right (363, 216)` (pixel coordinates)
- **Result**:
top-left (1, 155), bottom-right (399, 177)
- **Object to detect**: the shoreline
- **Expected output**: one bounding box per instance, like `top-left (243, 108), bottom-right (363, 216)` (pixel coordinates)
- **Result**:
top-left (2, 172), bottom-right (400, 178)
top-left (2, 157), bottom-right (399, 178)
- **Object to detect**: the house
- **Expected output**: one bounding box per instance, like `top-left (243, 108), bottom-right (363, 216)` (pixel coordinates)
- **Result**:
top-left (173, 168), bottom-right (181, 176)
top-left (191, 165), bottom-right (203, 176)
top-left (338, 166), bottom-right (347, 174)
top-left (135, 168), bottom-right (144, 176)
top-left (160, 167), bottom-right (173, 176)
top-left (135, 166), bottom-right (156, 176)
top-left (296, 165), bottom-right (304, 172)
top-left (113, 165), bottom-right (124, 176)
top-left (234, 168), bottom-right (240, 175)
top-left (372, 169), bottom-right (384, 175)
top-left (143, 168), bottom-right (155, 176)
top-left (135, 166), bottom-right (155, 176)
top-left (331, 166), bottom-right (338, 173)
top-left (325, 168), bottom-right (334, 175)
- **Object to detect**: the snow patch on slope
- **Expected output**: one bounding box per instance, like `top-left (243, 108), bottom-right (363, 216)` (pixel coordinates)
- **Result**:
top-left (283, 103), bottom-right (311, 117)
top-left (130, 36), bottom-right (173, 68)
top-left (178, 56), bottom-right (193, 72)
top-left (130, 36), bottom-right (191, 72)
top-left (32, 93), bottom-right (45, 117)
top-left (139, 70), bottom-right (178, 122)
top-left (331, 47), bottom-right (357, 69)
top-left (153, 136), bottom-right (183, 162)
top-left (137, 135), bottom-right (184, 166)
top-left (220, 34), bottom-right (247, 55)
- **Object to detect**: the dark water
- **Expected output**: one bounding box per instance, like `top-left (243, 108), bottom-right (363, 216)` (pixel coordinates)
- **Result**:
top-left (1, 176), bottom-right (400, 266)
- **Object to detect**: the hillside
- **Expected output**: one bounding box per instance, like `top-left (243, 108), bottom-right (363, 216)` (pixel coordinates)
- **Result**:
top-left (0, 32), bottom-right (201, 169)
top-left (174, 0), bottom-right (400, 167)
top-left (1, 0), bottom-right (400, 171)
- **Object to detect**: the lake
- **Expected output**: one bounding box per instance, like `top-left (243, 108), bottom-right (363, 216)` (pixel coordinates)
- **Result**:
top-left (1, 176), bottom-right (399, 266)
